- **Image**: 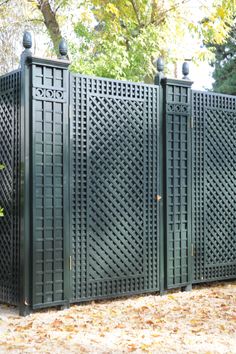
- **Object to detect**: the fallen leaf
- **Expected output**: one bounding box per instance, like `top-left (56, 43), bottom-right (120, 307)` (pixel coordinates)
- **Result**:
top-left (140, 343), bottom-right (152, 352)
top-left (63, 325), bottom-right (77, 332)
top-left (51, 319), bottom-right (64, 328)
top-left (190, 319), bottom-right (202, 327)
top-left (167, 295), bottom-right (176, 300)
top-left (151, 333), bottom-right (160, 337)
top-left (15, 322), bottom-right (33, 331)
top-left (115, 323), bottom-right (125, 328)
top-left (128, 343), bottom-right (137, 352)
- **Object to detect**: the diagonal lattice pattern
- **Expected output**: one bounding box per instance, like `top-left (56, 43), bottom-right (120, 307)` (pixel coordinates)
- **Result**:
top-left (88, 95), bottom-right (144, 280)
top-left (70, 74), bottom-right (160, 300)
top-left (205, 108), bottom-right (236, 265)
top-left (0, 93), bottom-right (13, 282)
top-left (0, 71), bottom-right (21, 305)
top-left (192, 91), bottom-right (236, 282)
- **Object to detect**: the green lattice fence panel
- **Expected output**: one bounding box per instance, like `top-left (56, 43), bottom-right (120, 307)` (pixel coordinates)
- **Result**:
top-left (31, 59), bottom-right (70, 309)
top-left (0, 70), bottom-right (21, 305)
top-left (163, 79), bottom-right (192, 289)
top-left (192, 91), bottom-right (236, 282)
top-left (70, 74), bottom-right (160, 301)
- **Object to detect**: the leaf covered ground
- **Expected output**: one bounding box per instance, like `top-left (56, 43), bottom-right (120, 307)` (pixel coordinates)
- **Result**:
top-left (0, 281), bottom-right (235, 353)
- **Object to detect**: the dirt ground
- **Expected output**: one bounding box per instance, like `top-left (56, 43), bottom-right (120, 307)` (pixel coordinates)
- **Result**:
top-left (0, 281), bottom-right (235, 354)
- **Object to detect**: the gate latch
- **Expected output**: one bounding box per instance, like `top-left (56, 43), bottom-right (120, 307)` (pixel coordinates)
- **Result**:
top-left (154, 195), bottom-right (162, 202)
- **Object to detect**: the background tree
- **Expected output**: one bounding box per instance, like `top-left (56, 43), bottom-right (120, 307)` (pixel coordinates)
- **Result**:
top-left (0, 0), bottom-right (236, 82)
top-left (207, 21), bottom-right (236, 95)
top-left (0, 0), bottom-right (70, 73)
top-left (198, 0), bottom-right (236, 94)
top-left (0, 0), bottom-right (34, 74)
top-left (26, 0), bottom-right (70, 56)
top-left (69, 0), bottom-right (200, 82)
top-left (69, 0), bottom-right (236, 82)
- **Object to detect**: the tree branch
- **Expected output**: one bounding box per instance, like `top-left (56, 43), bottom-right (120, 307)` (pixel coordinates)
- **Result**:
top-left (34, 0), bottom-right (63, 57)
top-left (129, 0), bottom-right (142, 26)
top-left (150, 0), bottom-right (191, 26)
top-left (55, 0), bottom-right (65, 14)
top-left (0, 0), bottom-right (9, 6)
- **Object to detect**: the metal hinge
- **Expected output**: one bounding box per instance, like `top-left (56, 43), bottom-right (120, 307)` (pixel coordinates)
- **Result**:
top-left (191, 244), bottom-right (194, 257)
top-left (69, 256), bottom-right (72, 271)
top-left (190, 116), bottom-right (193, 129)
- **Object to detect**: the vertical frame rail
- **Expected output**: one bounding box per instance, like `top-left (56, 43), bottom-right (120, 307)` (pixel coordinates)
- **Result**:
top-left (28, 57), bottom-right (70, 310)
top-left (162, 78), bottom-right (193, 290)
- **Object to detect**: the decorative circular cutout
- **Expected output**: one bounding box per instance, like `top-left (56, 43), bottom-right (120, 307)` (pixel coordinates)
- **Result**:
top-left (35, 88), bottom-right (44, 97)
top-left (55, 91), bottom-right (63, 99)
top-left (46, 90), bottom-right (53, 98)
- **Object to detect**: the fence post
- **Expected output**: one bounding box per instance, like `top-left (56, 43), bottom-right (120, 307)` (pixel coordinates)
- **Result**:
top-left (19, 31), bottom-right (33, 316)
top-left (19, 33), bottom-right (71, 314)
top-left (161, 63), bottom-right (193, 291)
top-left (154, 58), bottom-right (165, 295)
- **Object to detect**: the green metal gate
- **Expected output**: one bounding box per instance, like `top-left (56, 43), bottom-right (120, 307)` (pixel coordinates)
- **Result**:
top-left (70, 74), bottom-right (160, 301)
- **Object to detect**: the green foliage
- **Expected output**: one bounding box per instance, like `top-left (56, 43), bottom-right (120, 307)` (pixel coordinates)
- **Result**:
top-left (70, 0), bottom-right (192, 82)
top-left (201, 0), bottom-right (236, 94)
top-left (198, 0), bottom-right (235, 45)
top-left (69, 0), bottom-right (236, 83)
top-left (207, 20), bottom-right (236, 95)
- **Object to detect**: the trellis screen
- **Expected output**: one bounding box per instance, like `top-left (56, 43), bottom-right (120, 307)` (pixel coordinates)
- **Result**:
top-left (0, 34), bottom-right (235, 315)
top-left (192, 91), bottom-right (236, 282)
top-left (0, 70), bottom-right (21, 305)
top-left (70, 74), bottom-right (160, 301)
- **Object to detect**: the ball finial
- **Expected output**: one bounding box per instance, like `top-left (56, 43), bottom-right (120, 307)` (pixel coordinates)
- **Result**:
top-left (23, 31), bottom-right (32, 50)
top-left (59, 38), bottom-right (67, 59)
top-left (157, 57), bottom-right (164, 73)
top-left (182, 61), bottom-right (190, 79)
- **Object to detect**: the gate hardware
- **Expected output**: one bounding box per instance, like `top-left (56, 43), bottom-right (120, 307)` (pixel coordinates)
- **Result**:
top-left (191, 244), bottom-right (194, 257)
top-left (154, 195), bottom-right (162, 201)
top-left (69, 256), bottom-right (72, 271)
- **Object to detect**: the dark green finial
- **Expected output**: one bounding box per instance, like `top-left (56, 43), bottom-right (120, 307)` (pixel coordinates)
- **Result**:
top-left (182, 61), bottom-right (190, 80)
top-left (20, 31), bottom-right (32, 67)
top-left (157, 57), bottom-right (164, 73)
top-left (59, 38), bottom-right (67, 59)
top-left (23, 31), bottom-right (32, 50)
top-left (154, 57), bottom-right (165, 85)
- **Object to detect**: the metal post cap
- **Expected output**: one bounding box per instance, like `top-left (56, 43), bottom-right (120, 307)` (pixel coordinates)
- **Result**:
top-left (23, 31), bottom-right (32, 49)
top-left (182, 61), bottom-right (190, 79)
top-left (157, 57), bottom-right (164, 72)
top-left (59, 39), bottom-right (68, 58)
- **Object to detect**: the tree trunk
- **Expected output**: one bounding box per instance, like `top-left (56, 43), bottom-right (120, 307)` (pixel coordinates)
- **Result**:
top-left (36, 0), bottom-right (62, 57)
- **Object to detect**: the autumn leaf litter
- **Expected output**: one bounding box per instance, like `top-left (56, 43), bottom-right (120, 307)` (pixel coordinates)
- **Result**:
top-left (0, 281), bottom-right (235, 353)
